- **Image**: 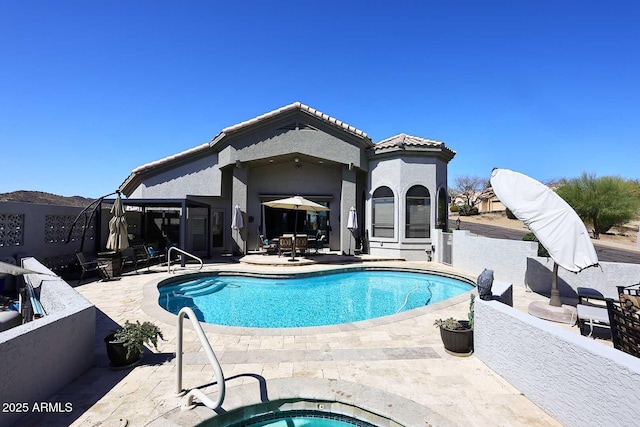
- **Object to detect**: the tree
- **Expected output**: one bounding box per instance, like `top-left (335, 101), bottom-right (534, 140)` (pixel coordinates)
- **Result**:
top-left (555, 173), bottom-right (640, 236)
top-left (452, 175), bottom-right (488, 215)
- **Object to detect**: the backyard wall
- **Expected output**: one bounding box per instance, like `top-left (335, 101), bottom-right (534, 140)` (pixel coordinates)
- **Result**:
top-left (450, 230), bottom-right (640, 301)
top-left (526, 257), bottom-right (640, 301)
top-left (0, 202), bottom-right (96, 281)
top-left (475, 298), bottom-right (640, 427)
top-left (451, 230), bottom-right (538, 285)
top-left (0, 258), bottom-right (95, 427)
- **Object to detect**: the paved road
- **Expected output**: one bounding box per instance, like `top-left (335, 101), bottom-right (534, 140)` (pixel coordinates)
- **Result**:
top-left (459, 220), bottom-right (640, 264)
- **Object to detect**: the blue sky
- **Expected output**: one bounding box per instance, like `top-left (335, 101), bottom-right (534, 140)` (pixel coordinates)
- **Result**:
top-left (2, 1), bottom-right (639, 198)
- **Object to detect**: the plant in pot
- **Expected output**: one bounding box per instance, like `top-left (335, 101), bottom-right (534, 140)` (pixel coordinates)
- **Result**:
top-left (434, 294), bottom-right (475, 356)
top-left (105, 320), bottom-right (164, 368)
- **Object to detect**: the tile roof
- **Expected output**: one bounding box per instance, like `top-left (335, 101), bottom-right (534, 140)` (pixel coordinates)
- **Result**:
top-left (373, 133), bottom-right (452, 151)
top-left (219, 102), bottom-right (369, 139)
top-left (131, 142), bottom-right (210, 174)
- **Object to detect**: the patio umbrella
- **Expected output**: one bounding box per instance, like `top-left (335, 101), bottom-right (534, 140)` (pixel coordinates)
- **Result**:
top-left (106, 192), bottom-right (129, 252)
top-left (231, 205), bottom-right (244, 254)
top-left (347, 207), bottom-right (358, 255)
top-left (262, 196), bottom-right (329, 261)
top-left (0, 261), bottom-right (47, 277)
top-left (490, 168), bottom-right (599, 311)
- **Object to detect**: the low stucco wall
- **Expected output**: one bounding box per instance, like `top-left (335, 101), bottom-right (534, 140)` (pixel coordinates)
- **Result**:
top-left (452, 230), bottom-right (538, 284)
top-left (526, 257), bottom-right (640, 301)
top-left (0, 258), bottom-right (95, 427)
top-left (475, 298), bottom-right (640, 427)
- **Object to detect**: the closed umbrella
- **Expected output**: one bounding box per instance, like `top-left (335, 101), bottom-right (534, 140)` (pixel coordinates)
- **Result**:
top-left (231, 205), bottom-right (244, 254)
top-left (262, 196), bottom-right (330, 261)
top-left (490, 168), bottom-right (599, 320)
top-left (106, 192), bottom-right (129, 252)
top-left (0, 261), bottom-right (46, 277)
top-left (347, 207), bottom-right (358, 255)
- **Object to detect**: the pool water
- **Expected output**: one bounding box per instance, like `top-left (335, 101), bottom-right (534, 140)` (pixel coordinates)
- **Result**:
top-left (222, 409), bottom-right (378, 427)
top-left (159, 270), bottom-right (473, 328)
top-left (244, 416), bottom-right (357, 426)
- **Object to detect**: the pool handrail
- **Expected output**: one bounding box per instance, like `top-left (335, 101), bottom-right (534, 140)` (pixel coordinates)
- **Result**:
top-left (167, 246), bottom-right (203, 274)
top-left (176, 306), bottom-right (225, 411)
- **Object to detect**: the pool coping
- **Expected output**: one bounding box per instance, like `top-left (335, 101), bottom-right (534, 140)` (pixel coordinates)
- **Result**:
top-left (148, 377), bottom-right (459, 427)
top-left (141, 262), bottom-right (477, 336)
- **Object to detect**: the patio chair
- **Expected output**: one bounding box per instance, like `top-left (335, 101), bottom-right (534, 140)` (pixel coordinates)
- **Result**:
top-left (606, 284), bottom-right (640, 358)
top-left (146, 246), bottom-right (166, 265)
top-left (258, 235), bottom-right (277, 254)
top-left (131, 245), bottom-right (151, 272)
top-left (278, 236), bottom-right (293, 257)
top-left (294, 235), bottom-right (308, 255)
top-left (76, 252), bottom-right (110, 284)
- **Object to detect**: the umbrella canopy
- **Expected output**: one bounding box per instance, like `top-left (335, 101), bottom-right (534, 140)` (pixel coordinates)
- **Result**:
top-left (262, 196), bottom-right (329, 261)
top-left (262, 195), bottom-right (330, 213)
top-left (106, 193), bottom-right (129, 252)
top-left (491, 168), bottom-right (599, 308)
top-left (231, 205), bottom-right (244, 230)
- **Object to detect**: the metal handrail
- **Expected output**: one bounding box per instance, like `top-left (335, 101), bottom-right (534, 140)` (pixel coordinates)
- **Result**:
top-left (167, 246), bottom-right (203, 274)
top-left (176, 307), bottom-right (225, 411)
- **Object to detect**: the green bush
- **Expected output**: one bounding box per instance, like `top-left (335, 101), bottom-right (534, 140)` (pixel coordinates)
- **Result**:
top-left (450, 204), bottom-right (459, 212)
top-left (458, 204), bottom-right (479, 216)
top-left (505, 207), bottom-right (517, 219)
top-left (522, 232), bottom-right (549, 257)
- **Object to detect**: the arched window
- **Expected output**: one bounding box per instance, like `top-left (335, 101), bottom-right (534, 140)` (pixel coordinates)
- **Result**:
top-left (372, 186), bottom-right (394, 238)
top-left (405, 185), bottom-right (430, 238)
top-left (437, 187), bottom-right (448, 230)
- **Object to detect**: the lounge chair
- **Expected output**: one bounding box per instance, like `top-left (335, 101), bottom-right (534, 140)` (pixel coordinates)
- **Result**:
top-left (258, 235), bottom-right (277, 254)
top-left (146, 246), bottom-right (166, 265)
top-left (606, 284), bottom-right (640, 358)
top-left (76, 252), bottom-right (110, 284)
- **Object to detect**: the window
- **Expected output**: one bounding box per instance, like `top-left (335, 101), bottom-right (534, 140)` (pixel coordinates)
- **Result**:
top-left (405, 185), bottom-right (430, 238)
top-left (372, 186), bottom-right (394, 238)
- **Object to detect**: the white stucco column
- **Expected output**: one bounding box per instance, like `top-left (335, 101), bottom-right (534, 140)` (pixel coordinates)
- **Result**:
top-left (341, 165), bottom-right (357, 255)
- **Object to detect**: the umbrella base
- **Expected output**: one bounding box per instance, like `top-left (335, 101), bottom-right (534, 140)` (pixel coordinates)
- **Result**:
top-left (528, 301), bottom-right (577, 324)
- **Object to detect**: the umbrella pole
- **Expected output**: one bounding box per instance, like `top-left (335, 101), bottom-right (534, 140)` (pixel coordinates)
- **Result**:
top-left (289, 210), bottom-right (298, 262)
top-left (549, 263), bottom-right (562, 307)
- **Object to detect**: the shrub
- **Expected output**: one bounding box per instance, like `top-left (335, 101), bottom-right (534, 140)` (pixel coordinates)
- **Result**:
top-left (450, 204), bottom-right (459, 212)
top-left (522, 232), bottom-right (549, 257)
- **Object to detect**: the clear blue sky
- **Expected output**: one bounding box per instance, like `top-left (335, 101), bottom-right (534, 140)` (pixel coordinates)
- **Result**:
top-left (2, 1), bottom-right (639, 198)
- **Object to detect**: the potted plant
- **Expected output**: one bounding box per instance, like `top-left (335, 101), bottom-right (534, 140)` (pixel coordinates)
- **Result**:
top-left (434, 294), bottom-right (475, 356)
top-left (105, 320), bottom-right (164, 368)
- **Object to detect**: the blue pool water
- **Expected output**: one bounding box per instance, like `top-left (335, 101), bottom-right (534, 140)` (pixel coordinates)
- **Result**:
top-left (158, 269), bottom-right (473, 328)
top-left (220, 409), bottom-right (378, 427)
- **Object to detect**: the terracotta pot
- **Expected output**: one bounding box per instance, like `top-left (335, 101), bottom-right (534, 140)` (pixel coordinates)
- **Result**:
top-left (439, 320), bottom-right (474, 355)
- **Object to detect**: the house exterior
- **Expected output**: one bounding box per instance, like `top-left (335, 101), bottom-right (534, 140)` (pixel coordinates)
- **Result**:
top-left (118, 102), bottom-right (456, 261)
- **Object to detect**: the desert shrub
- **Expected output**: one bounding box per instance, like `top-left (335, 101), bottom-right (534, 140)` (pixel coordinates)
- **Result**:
top-left (458, 204), bottom-right (479, 216)
top-left (522, 232), bottom-right (549, 257)
top-left (450, 204), bottom-right (459, 212)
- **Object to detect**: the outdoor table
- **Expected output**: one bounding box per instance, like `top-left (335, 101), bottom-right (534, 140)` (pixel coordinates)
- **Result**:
top-left (97, 251), bottom-right (122, 278)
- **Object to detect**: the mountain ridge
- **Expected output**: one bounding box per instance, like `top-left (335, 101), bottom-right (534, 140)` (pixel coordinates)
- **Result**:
top-left (0, 190), bottom-right (94, 207)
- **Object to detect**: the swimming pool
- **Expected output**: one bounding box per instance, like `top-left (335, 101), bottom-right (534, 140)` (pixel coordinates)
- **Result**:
top-left (158, 269), bottom-right (473, 328)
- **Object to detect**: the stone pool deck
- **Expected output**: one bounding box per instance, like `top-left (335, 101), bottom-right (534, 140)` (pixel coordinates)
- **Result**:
top-left (17, 257), bottom-right (575, 426)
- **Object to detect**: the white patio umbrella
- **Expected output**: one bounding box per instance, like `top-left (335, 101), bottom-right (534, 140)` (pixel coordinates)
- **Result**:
top-left (231, 205), bottom-right (244, 254)
top-left (490, 168), bottom-right (599, 311)
top-left (262, 196), bottom-right (329, 261)
top-left (347, 207), bottom-right (358, 255)
top-left (106, 192), bottom-right (129, 252)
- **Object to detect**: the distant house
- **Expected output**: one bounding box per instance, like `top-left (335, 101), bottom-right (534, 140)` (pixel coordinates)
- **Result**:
top-left (118, 102), bottom-right (456, 261)
top-left (478, 187), bottom-right (505, 213)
